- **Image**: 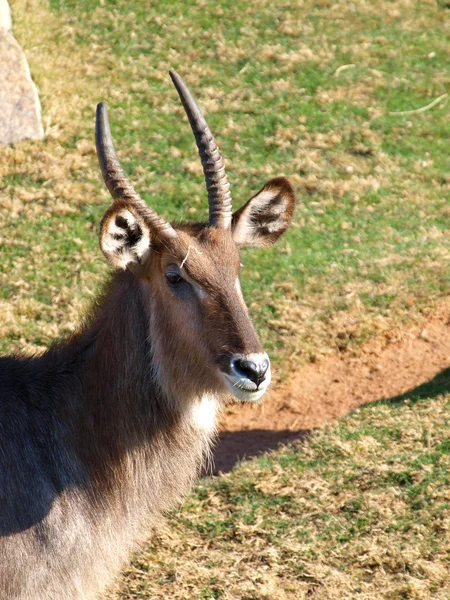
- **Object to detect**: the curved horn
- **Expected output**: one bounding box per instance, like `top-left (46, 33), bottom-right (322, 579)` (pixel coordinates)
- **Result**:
top-left (169, 70), bottom-right (232, 230)
top-left (95, 102), bottom-right (177, 239)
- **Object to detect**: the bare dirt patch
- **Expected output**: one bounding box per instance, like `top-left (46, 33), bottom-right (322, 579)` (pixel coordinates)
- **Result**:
top-left (215, 305), bottom-right (450, 473)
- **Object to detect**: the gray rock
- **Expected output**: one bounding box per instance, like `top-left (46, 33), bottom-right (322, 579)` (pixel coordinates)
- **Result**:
top-left (0, 28), bottom-right (44, 146)
top-left (0, 0), bottom-right (11, 30)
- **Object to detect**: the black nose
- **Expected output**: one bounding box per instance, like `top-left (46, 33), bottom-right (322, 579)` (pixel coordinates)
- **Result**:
top-left (232, 356), bottom-right (270, 387)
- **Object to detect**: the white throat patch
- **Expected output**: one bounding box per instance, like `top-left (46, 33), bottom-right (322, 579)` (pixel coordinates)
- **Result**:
top-left (189, 394), bottom-right (218, 432)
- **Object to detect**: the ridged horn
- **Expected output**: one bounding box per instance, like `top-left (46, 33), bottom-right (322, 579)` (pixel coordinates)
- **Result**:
top-left (95, 102), bottom-right (177, 239)
top-left (169, 70), bottom-right (232, 230)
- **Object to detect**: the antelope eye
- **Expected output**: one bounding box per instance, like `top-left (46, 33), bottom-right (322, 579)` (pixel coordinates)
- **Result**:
top-left (164, 265), bottom-right (193, 298)
top-left (165, 271), bottom-right (183, 286)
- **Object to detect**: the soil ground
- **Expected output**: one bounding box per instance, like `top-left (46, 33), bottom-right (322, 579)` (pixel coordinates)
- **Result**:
top-left (214, 309), bottom-right (450, 473)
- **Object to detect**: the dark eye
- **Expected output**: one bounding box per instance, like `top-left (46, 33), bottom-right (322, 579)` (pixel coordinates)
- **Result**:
top-left (165, 272), bottom-right (183, 286)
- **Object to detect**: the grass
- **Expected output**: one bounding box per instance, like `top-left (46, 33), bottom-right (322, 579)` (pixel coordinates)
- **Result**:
top-left (109, 393), bottom-right (450, 599)
top-left (1, 0), bottom-right (450, 598)
top-left (1, 0), bottom-right (449, 366)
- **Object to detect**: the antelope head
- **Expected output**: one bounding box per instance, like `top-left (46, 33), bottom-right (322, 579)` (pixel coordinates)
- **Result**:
top-left (96, 71), bottom-right (295, 404)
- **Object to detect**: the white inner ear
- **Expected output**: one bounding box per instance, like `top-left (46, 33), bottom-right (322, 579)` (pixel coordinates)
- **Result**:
top-left (233, 189), bottom-right (289, 246)
top-left (101, 209), bottom-right (150, 270)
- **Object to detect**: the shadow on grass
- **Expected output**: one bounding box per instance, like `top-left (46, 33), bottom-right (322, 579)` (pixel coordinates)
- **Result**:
top-left (211, 429), bottom-right (307, 475)
top-left (212, 367), bottom-right (450, 474)
top-left (379, 367), bottom-right (450, 407)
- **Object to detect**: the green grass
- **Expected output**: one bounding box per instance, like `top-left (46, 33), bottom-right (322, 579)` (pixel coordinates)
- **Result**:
top-left (2, 0), bottom-right (449, 365)
top-left (110, 393), bottom-right (450, 599)
top-left (1, 0), bottom-right (450, 598)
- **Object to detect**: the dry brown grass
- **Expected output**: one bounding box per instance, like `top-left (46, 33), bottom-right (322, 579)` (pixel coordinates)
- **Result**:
top-left (104, 394), bottom-right (450, 600)
top-left (1, 2), bottom-right (450, 596)
top-left (2, 0), bottom-right (449, 368)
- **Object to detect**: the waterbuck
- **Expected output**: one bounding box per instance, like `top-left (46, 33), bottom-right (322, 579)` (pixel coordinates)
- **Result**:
top-left (0, 70), bottom-right (295, 599)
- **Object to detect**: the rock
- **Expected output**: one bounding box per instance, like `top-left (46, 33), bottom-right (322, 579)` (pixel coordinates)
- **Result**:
top-left (0, 28), bottom-right (44, 146)
top-left (0, 0), bottom-right (11, 30)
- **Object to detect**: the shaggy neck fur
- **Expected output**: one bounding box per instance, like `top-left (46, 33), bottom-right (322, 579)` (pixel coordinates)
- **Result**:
top-left (0, 270), bottom-right (219, 600)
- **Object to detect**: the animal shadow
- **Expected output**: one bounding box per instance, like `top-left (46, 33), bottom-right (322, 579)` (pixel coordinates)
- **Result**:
top-left (211, 366), bottom-right (450, 475)
top-left (211, 428), bottom-right (306, 475)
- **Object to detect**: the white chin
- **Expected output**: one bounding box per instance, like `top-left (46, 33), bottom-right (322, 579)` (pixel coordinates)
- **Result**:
top-left (223, 376), bottom-right (269, 403)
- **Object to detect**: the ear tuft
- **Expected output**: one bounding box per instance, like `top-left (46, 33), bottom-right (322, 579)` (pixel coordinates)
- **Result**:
top-left (232, 177), bottom-right (296, 247)
top-left (100, 202), bottom-right (151, 271)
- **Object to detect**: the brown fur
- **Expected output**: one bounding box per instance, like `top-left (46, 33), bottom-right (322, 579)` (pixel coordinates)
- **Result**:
top-left (0, 171), bottom-right (295, 598)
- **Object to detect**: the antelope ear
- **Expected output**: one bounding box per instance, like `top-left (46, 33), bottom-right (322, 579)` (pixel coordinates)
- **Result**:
top-left (231, 177), bottom-right (296, 247)
top-left (99, 201), bottom-right (151, 273)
